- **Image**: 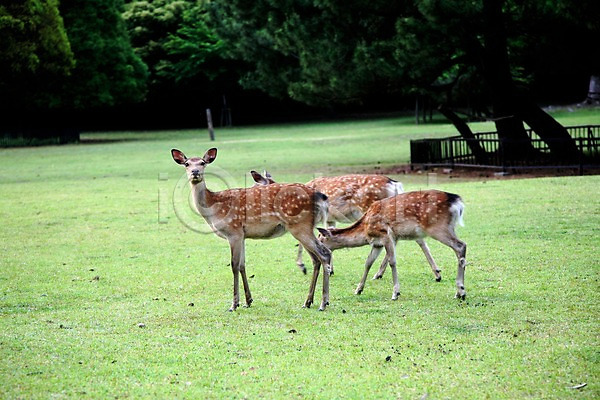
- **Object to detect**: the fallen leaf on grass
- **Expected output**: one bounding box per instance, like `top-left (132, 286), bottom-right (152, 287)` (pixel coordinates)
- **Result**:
top-left (568, 383), bottom-right (587, 389)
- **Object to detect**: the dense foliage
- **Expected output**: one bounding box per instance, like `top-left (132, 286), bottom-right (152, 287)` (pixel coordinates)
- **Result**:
top-left (1, 0), bottom-right (598, 134)
top-left (208, 0), bottom-right (599, 108)
top-left (209, 0), bottom-right (410, 107)
top-left (123, 0), bottom-right (227, 116)
top-left (0, 0), bottom-right (74, 110)
top-left (59, 0), bottom-right (148, 109)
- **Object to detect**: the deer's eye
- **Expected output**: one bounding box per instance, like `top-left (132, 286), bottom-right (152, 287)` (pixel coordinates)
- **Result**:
top-left (184, 162), bottom-right (190, 167)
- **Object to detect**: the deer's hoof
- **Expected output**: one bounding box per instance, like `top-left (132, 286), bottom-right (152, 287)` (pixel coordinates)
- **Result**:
top-left (455, 291), bottom-right (466, 300)
top-left (392, 293), bottom-right (399, 301)
top-left (303, 301), bottom-right (312, 308)
top-left (372, 274), bottom-right (383, 280)
top-left (318, 299), bottom-right (329, 311)
top-left (244, 299), bottom-right (253, 308)
top-left (355, 289), bottom-right (363, 295)
top-left (298, 263), bottom-right (306, 274)
top-left (436, 276), bottom-right (442, 282)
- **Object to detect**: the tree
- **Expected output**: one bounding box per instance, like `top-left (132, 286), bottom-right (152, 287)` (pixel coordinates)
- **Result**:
top-left (0, 0), bottom-right (75, 111)
top-left (123, 0), bottom-right (232, 124)
top-left (209, 0), bottom-right (598, 160)
top-left (122, 1), bottom-right (191, 94)
top-left (59, 0), bottom-right (148, 109)
top-left (394, 0), bottom-right (599, 160)
top-left (160, 4), bottom-right (224, 84)
top-left (208, 0), bottom-right (409, 107)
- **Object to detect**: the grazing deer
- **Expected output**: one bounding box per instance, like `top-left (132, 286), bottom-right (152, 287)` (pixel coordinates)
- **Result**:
top-left (171, 148), bottom-right (333, 311)
top-left (251, 172), bottom-right (442, 282)
top-left (317, 190), bottom-right (467, 300)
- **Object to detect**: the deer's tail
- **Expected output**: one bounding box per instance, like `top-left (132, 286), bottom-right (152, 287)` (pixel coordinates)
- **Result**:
top-left (313, 191), bottom-right (329, 226)
top-left (446, 192), bottom-right (465, 227)
top-left (386, 179), bottom-right (405, 196)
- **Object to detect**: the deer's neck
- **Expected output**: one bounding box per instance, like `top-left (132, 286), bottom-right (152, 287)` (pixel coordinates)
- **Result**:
top-left (329, 221), bottom-right (369, 249)
top-left (191, 180), bottom-right (215, 215)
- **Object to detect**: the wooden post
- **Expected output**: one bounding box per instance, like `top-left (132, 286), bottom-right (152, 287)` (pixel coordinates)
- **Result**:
top-left (206, 108), bottom-right (215, 141)
top-left (220, 95), bottom-right (232, 127)
top-left (415, 96), bottom-right (420, 125)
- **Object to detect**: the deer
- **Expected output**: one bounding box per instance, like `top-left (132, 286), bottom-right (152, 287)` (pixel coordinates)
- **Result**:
top-left (171, 148), bottom-right (333, 311)
top-left (316, 190), bottom-right (467, 301)
top-left (251, 171), bottom-right (443, 282)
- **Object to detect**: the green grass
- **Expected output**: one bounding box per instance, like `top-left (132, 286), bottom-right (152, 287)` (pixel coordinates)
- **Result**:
top-left (1, 110), bottom-right (599, 398)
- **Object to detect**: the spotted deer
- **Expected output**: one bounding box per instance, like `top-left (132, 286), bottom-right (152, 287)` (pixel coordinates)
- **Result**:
top-left (251, 172), bottom-right (443, 282)
top-left (171, 148), bottom-right (333, 311)
top-left (317, 190), bottom-right (467, 300)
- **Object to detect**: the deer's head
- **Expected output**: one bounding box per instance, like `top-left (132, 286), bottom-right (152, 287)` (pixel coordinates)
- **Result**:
top-left (317, 228), bottom-right (342, 250)
top-left (171, 148), bottom-right (217, 184)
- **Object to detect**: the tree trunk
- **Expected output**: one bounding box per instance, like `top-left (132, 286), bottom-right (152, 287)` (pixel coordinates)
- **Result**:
top-left (587, 75), bottom-right (600, 104)
top-left (480, 0), bottom-right (537, 160)
top-left (480, 0), bottom-right (579, 162)
top-left (517, 97), bottom-right (580, 161)
top-left (438, 105), bottom-right (489, 164)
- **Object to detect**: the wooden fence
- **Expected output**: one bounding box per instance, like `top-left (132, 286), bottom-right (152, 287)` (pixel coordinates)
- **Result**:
top-left (410, 125), bottom-right (600, 172)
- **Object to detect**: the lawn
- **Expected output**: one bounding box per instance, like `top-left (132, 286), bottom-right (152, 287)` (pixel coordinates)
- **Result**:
top-left (1, 109), bottom-right (599, 399)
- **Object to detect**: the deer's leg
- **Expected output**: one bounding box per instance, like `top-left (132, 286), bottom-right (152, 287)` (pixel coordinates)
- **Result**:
top-left (453, 239), bottom-right (467, 300)
top-left (326, 221), bottom-right (336, 275)
top-left (303, 251), bottom-right (320, 309)
top-left (227, 237), bottom-right (245, 311)
top-left (356, 245), bottom-right (383, 295)
top-left (305, 241), bottom-right (332, 311)
top-left (311, 248), bottom-right (331, 311)
top-left (383, 238), bottom-right (400, 300)
top-left (372, 253), bottom-right (389, 280)
top-left (416, 239), bottom-right (442, 282)
top-left (291, 228), bottom-right (332, 310)
top-left (431, 232), bottom-right (467, 299)
top-left (295, 243), bottom-right (307, 274)
top-left (238, 243), bottom-right (253, 307)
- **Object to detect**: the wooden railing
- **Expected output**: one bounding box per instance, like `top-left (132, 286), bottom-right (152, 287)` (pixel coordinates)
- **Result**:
top-left (410, 125), bottom-right (600, 171)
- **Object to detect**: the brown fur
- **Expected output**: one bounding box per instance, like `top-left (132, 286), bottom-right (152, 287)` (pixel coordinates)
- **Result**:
top-left (306, 174), bottom-right (397, 222)
top-left (319, 190), bottom-right (467, 300)
top-left (251, 172), bottom-right (442, 282)
top-left (172, 148), bottom-right (332, 311)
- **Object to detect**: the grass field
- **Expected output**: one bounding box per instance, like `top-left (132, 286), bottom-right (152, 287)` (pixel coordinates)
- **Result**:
top-left (1, 110), bottom-right (599, 398)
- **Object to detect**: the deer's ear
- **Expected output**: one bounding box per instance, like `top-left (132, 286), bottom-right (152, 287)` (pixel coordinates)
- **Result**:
top-left (171, 149), bottom-right (187, 165)
top-left (264, 170), bottom-right (272, 179)
top-left (203, 148), bottom-right (217, 164)
top-left (251, 170), bottom-right (268, 185)
top-left (317, 228), bottom-right (331, 237)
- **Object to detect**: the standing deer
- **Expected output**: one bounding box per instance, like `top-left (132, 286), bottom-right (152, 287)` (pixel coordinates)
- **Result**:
top-left (171, 148), bottom-right (333, 311)
top-left (251, 172), bottom-right (443, 282)
top-left (317, 190), bottom-right (467, 300)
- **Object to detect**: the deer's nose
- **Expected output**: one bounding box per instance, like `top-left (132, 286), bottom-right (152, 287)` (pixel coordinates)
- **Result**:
top-left (191, 169), bottom-right (200, 176)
